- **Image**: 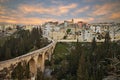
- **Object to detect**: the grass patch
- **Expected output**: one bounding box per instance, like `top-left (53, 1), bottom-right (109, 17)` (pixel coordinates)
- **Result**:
top-left (52, 42), bottom-right (70, 64)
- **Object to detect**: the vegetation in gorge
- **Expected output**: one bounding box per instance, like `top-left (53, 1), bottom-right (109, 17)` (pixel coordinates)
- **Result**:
top-left (0, 27), bottom-right (50, 61)
top-left (51, 32), bottom-right (120, 80)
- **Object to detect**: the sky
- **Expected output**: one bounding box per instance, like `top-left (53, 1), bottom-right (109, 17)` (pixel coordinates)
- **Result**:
top-left (0, 0), bottom-right (120, 24)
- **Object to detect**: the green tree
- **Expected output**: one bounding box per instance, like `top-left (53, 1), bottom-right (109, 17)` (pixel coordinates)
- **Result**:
top-left (67, 42), bottom-right (82, 79)
top-left (11, 61), bottom-right (30, 79)
top-left (77, 53), bottom-right (86, 80)
top-left (103, 32), bottom-right (111, 58)
top-left (36, 68), bottom-right (44, 80)
top-left (5, 47), bottom-right (11, 60)
top-left (11, 62), bottom-right (24, 79)
top-left (66, 29), bottom-right (71, 35)
top-left (104, 32), bottom-right (111, 44)
top-left (91, 37), bottom-right (97, 52)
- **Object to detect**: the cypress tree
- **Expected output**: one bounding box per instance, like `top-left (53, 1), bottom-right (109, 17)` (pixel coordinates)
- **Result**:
top-left (104, 32), bottom-right (111, 57)
top-left (5, 47), bottom-right (11, 60)
top-left (91, 37), bottom-right (97, 53)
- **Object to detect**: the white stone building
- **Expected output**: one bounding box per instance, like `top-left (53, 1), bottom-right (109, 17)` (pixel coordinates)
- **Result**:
top-left (96, 26), bottom-right (101, 33)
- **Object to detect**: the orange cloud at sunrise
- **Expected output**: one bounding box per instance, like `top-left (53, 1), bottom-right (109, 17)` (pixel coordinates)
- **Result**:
top-left (0, 16), bottom-right (57, 24)
top-left (0, 0), bottom-right (120, 24)
top-left (74, 17), bottom-right (94, 23)
top-left (74, 6), bottom-right (89, 14)
top-left (92, 3), bottom-right (119, 16)
top-left (110, 12), bottom-right (120, 19)
top-left (19, 3), bottom-right (77, 16)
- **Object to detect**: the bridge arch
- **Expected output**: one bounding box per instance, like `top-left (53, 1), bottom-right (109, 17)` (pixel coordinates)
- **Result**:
top-left (37, 54), bottom-right (42, 70)
top-left (28, 58), bottom-right (37, 78)
top-left (45, 51), bottom-right (49, 60)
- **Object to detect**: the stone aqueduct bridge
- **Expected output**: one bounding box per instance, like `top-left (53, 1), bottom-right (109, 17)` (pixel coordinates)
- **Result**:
top-left (0, 37), bottom-right (56, 78)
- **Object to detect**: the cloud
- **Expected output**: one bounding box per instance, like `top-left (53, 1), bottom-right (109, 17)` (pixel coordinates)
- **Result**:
top-left (0, 5), bottom-right (57, 24)
top-left (83, 0), bottom-right (94, 2)
top-left (0, 16), bottom-right (17, 24)
top-left (0, 4), bottom-right (59, 24)
top-left (92, 3), bottom-right (119, 16)
top-left (0, 10), bottom-right (5, 15)
top-left (19, 4), bottom-right (53, 14)
top-left (0, 7), bottom-right (25, 21)
top-left (0, 6), bottom-right (6, 15)
top-left (83, 0), bottom-right (105, 3)
top-left (0, 16), bottom-right (57, 24)
top-left (74, 17), bottom-right (94, 23)
top-left (0, 0), bottom-right (9, 3)
top-left (51, 0), bottom-right (63, 4)
top-left (109, 12), bottom-right (120, 19)
top-left (74, 6), bottom-right (89, 14)
top-left (57, 3), bottom-right (77, 15)
top-left (18, 3), bottom-right (77, 16)
top-left (1, 0), bottom-right (120, 24)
